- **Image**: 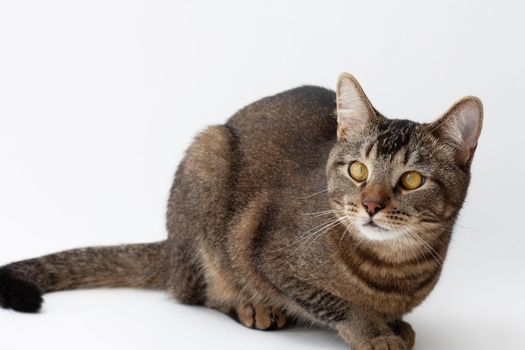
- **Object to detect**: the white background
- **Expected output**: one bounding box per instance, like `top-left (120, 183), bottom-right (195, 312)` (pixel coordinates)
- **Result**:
top-left (0, 1), bottom-right (524, 349)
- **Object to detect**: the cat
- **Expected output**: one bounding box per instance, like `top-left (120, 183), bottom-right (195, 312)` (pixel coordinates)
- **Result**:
top-left (0, 73), bottom-right (483, 350)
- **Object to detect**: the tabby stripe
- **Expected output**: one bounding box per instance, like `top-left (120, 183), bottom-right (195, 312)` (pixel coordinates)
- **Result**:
top-left (350, 239), bottom-right (441, 270)
top-left (340, 246), bottom-right (442, 295)
top-left (365, 141), bottom-right (376, 158)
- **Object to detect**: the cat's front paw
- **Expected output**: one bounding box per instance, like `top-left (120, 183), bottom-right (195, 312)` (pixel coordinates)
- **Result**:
top-left (390, 320), bottom-right (415, 349)
top-left (231, 304), bottom-right (286, 331)
top-left (355, 335), bottom-right (406, 350)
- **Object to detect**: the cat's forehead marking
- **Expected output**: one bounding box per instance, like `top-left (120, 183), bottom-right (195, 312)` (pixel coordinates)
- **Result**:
top-left (374, 119), bottom-right (418, 159)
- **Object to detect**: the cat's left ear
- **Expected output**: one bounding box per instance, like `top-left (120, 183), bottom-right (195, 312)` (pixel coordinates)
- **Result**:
top-left (336, 73), bottom-right (377, 139)
top-left (431, 96), bottom-right (483, 168)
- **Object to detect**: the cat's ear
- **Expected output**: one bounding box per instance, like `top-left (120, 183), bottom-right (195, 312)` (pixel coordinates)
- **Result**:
top-left (431, 96), bottom-right (483, 167)
top-left (336, 73), bottom-right (376, 139)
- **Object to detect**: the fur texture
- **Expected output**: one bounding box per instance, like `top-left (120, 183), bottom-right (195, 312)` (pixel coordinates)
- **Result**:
top-left (0, 74), bottom-right (482, 350)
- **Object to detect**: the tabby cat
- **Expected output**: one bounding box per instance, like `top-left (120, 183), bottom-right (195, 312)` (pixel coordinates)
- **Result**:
top-left (0, 73), bottom-right (483, 350)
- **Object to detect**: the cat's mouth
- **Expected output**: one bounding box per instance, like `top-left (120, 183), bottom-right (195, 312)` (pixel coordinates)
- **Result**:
top-left (357, 220), bottom-right (397, 241)
top-left (363, 221), bottom-right (387, 231)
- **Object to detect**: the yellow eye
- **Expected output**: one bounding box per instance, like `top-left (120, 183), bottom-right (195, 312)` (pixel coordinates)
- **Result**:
top-left (400, 171), bottom-right (424, 190)
top-left (349, 162), bottom-right (368, 182)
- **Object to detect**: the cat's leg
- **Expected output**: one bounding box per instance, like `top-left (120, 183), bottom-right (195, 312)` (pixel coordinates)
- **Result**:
top-left (338, 316), bottom-right (415, 349)
top-left (202, 276), bottom-right (289, 331)
top-left (198, 243), bottom-right (288, 331)
top-left (166, 125), bottom-right (288, 331)
top-left (336, 313), bottom-right (407, 350)
top-left (166, 240), bottom-right (207, 305)
top-left (282, 281), bottom-right (407, 349)
top-left (166, 125), bottom-right (235, 305)
top-left (389, 319), bottom-right (415, 350)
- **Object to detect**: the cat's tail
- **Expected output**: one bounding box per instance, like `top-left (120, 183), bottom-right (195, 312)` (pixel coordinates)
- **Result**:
top-left (0, 240), bottom-right (167, 313)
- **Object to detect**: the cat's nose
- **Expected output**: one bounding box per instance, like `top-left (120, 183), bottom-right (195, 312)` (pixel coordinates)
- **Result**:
top-left (362, 199), bottom-right (385, 216)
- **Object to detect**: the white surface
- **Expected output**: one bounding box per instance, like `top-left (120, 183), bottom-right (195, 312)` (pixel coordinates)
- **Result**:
top-left (0, 1), bottom-right (524, 349)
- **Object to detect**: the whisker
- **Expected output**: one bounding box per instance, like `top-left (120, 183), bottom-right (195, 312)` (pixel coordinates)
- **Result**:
top-left (400, 234), bottom-right (427, 275)
top-left (338, 219), bottom-right (350, 247)
top-left (301, 217), bottom-right (341, 236)
top-left (405, 229), bottom-right (444, 266)
top-left (286, 216), bottom-right (346, 255)
top-left (302, 218), bottom-right (345, 251)
top-left (456, 224), bottom-right (508, 237)
top-left (279, 217), bottom-right (341, 252)
top-left (299, 217), bottom-right (342, 245)
top-left (301, 208), bottom-right (346, 217)
top-left (299, 188), bottom-right (328, 199)
top-left (312, 211), bottom-right (346, 218)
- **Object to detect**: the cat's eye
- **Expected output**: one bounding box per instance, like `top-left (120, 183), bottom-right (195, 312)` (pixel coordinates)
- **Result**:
top-left (400, 171), bottom-right (424, 190)
top-left (349, 162), bottom-right (368, 182)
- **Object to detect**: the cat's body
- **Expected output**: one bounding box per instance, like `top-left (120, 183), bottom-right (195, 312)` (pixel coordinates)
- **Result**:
top-left (0, 74), bottom-right (483, 350)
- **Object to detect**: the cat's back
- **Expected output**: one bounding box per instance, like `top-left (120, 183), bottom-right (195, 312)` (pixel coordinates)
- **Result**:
top-left (226, 85), bottom-right (337, 174)
top-left (226, 85), bottom-right (336, 144)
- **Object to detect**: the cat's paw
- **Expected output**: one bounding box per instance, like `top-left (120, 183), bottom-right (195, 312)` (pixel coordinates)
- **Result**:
top-left (0, 267), bottom-right (43, 313)
top-left (231, 304), bottom-right (286, 331)
top-left (390, 320), bottom-right (415, 349)
top-left (355, 335), bottom-right (406, 350)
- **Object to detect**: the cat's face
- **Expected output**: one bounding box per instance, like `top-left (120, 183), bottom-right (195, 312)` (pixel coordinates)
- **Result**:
top-left (327, 73), bottom-right (483, 246)
top-left (327, 119), bottom-right (469, 243)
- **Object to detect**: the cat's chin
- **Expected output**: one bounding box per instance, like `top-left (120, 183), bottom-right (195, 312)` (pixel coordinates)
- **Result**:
top-left (357, 223), bottom-right (399, 241)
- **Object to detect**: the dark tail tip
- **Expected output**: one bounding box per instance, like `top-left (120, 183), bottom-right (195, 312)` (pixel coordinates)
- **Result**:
top-left (0, 267), bottom-right (43, 313)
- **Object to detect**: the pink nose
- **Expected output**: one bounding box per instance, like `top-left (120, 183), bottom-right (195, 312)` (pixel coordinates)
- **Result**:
top-left (362, 199), bottom-right (384, 216)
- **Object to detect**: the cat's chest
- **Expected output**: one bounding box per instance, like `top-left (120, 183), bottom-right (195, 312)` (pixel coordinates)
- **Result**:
top-left (346, 263), bottom-right (440, 318)
top-left (326, 233), bottom-right (442, 318)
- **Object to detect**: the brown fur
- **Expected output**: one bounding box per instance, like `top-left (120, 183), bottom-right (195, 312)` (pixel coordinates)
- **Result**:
top-left (0, 74), bottom-right (482, 350)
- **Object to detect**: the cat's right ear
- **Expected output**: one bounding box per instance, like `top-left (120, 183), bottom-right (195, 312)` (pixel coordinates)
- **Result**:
top-left (336, 73), bottom-right (376, 139)
top-left (431, 96), bottom-right (483, 168)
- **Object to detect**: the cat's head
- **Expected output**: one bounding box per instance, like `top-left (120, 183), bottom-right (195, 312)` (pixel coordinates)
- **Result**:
top-left (326, 73), bottom-right (483, 246)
